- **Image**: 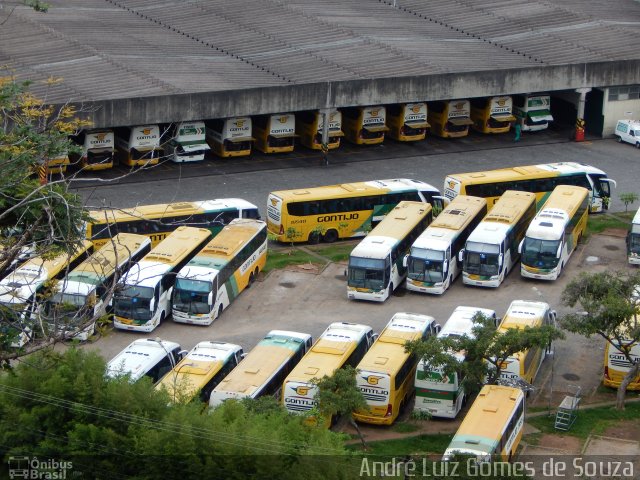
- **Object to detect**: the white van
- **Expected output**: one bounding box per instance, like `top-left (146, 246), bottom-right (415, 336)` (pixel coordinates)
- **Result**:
top-left (106, 339), bottom-right (186, 384)
top-left (615, 120), bottom-right (640, 148)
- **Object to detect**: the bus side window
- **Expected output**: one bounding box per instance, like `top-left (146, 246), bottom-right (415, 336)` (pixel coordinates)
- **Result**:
top-left (147, 355), bottom-right (173, 384)
top-left (242, 208), bottom-right (260, 219)
top-left (395, 354), bottom-right (416, 390)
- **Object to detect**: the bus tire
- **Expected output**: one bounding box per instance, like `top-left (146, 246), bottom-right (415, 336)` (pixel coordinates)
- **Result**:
top-left (308, 231), bottom-right (320, 244)
top-left (160, 311), bottom-right (165, 324)
top-left (617, 136), bottom-right (622, 143)
top-left (636, 142), bottom-right (640, 149)
top-left (323, 229), bottom-right (338, 243)
top-left (217, 304), bottom-right (223, 320)
top-left (388, 282), bottom-right (394, 298)
top-left (248, 272), bottom-right (254, 287)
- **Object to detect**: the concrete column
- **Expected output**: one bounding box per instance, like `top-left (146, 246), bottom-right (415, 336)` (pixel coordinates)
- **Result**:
top-left (574, 88), bottom-right (591, 141)
top-left (320, 108), bottom-right (330, 165)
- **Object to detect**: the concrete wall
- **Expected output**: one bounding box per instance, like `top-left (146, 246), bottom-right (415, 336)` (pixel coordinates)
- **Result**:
top-left (76, 60), bottom-right (640, 129)
top-left (602, 90), bottom-right (640, 136)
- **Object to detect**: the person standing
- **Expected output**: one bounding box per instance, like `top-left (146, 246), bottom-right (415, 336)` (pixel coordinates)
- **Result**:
top-left (514, 122), bottom-right (522, 142)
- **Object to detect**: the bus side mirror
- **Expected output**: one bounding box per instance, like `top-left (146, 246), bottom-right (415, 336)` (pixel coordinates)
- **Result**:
top-left (371, 333), bottom-right (379, 345)
top-left (434, 324), bottom-right (442, 334)
top-left (458, 249), bottom-right (465, 262)
top-left (149, 297), bottom-right (156, 312)
top-left (556, 245), bottom-right (562, 258)
top-left (442, 261), bottom-right (448, 274)
top-left (518, 240), bottom-right (523, 255)
top-left (177, 350), bottom-right (188, 360)
top-left (498, 253), bottom-right (503, 268)
top-left (403, 255), bottom-right (409, 268)
top-left (207, 292), bottom-right (213, 306)
top-left (241, 352), bottom-right (248, 360)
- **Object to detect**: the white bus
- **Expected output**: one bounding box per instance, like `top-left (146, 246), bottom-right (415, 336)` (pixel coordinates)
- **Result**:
top-left (414, 306), bottom-right (497, 419)
top-left (513, 94), bottom-right (554, 132)
top-left (460, 191), bottom-right (536, 288)
top-left (113, 226), bottom-right (212, 332)
top-left (44, 233), bottom-right (151, 341)
top-left (347, 201), bottom-right (433, 302)
top-left (69, 129), bottom-right (115, 171)
top-left (493, 300), bottom-right (556, 387)
top-left (209, 330), bottom-right (313, 408)
top-left (405, 195), bottom-right (487, 295)
top-left (172, 219), bottom-right (268, 325)
top-left (519, 185), bottom-right (589, 281)
top-left (165, 121), bottom-right (209, 163)
top-left (106, 339), bottom-right (186, 384)
top-left (282, 322), bottom-right (375, 425)
top-left (627, 206), bottom-right (640, 265)
top-left (0, 241), bottom-right (93, 347)
top-left (115, 125), bottom-right (162, 167)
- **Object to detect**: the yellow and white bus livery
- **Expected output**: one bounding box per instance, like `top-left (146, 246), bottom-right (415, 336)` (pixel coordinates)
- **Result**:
top-left (206, 117), bottom-right (253, 158)
top-left (519, 185), bottom-right (589, 281)
top-left (171, 219), bottom-right (267, 325)
top-left (353, 313), bottom-right (440, 425)
top-left (115, 125), bottom-right (161, 167)
top-left (460, 191), bottom-right (536, 288)
top-left (405, 195), bottom-right (487, 295)
top-left (427, 100), bottom-right (474, 138)
top-left (69, 129), bottom-right (115, 171)
top-left (470, 96), bottom-right (516, 134)
top-left (347, 201), bottom-right (433, 302)
top-left (295, 109), bottom-right (343, 151)
top-left (113, 227), bottom-right (212, 332)
top-left (253, 113), bottom-right (296, 154)
top-left (386, 103), bottom-right (429, 142)
top-left (342, 106), bottom-right (389, 145)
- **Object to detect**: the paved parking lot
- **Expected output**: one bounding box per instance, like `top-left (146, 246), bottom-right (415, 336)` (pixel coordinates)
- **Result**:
top-left (83, 228), bottom-right (632, 408)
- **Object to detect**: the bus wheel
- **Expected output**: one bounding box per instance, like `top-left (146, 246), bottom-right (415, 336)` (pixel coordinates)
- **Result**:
top-left (217, 304), bottom-right (224, 319)
top-left (308, 231), bottom-right (320, 244)
top-left (248, 272), bottom-right (254, 287)
top-left (323, 229), bottom-right (338, 243)
top-left (160, 312), bottom-right (165, 324)
top-left (636, 142), bottom-right (640, 149)
top-left (388, 282), bottom-right (394, 298)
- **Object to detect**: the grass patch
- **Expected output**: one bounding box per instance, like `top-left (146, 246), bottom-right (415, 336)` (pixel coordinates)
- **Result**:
top-left (311, 243), bottom-right (354, 263)
top-left (347, 433), bottom-right (453, 456)
top-left (390, 422), bottom-right (420, 434)
top-left (263, 249), bottom-right (325, 273)
top-left (586, 211), bottom-right (633, 236)
top-left (526, 401), bottom-right (640, 440)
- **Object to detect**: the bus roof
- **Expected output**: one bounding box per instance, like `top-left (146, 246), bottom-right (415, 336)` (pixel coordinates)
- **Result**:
top-left (106, 338), bottom-right (181, 382)
top-left (483, 191), bottom-right (536, 225)
top-left (430, 196), bottom-right (487, 231)
top-left (269, 179), bottom-right (439, 201)
top-left (59, 234), bottom-right (149, 292)
top-left (526, 186), bottom-right (589, 240)
top-left (498, 300), bottom-right (549, 332)
top-left (356, 313), bottom-right (434, 375)
top-left (120, 227), bottom-right (211, 288)
top-left (446, 162), bottom-right (606, 184)
top-left (155, 341), bottom-right (241, 402)
top-left (447, 385), bottom-right (524, 455)
top-left (439, 306), bottom-right (496, 340)
top-left (285, 322), bottom-right (371, 384)
top-left (212, 331), bottom-right (311, 400)
top-left (0, 240), bottom-right (92, 304)
top-left (88, 198), bottom-right (257, 223)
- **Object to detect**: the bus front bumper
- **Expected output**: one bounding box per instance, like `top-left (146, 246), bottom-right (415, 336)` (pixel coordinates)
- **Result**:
top-left (406, 279), bottom-right (446, 295)
top-left (171, 310), bottom-right (213, 326)
top-left (520, 265), bottom-right (558, 281)
top-left (352, 412), bottom-right (393, 426)
top-left (113, 316), bottom-right (156, 333)
top-left (462, 274), bottom-right (500, 288)
top-left (347, 288), bottom-right (386, 302)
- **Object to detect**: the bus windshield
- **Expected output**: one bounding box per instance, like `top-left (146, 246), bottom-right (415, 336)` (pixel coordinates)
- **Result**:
top-left (113, 286), bottom-right (154, 321)
top-left (173, 278), bottom-right (212, 315)
top-left (408, 248), bottom-right (445, 283)
top-left (464, 242), bottom-right (500, 277)
top-left (589, 174), bottom-right (611, 198)
top-left (629, 233), bottom-right (640, 254)
top-left (348, 257), bottom-right (388, 291)
top-left (521, 238), bottom-right (560, 269)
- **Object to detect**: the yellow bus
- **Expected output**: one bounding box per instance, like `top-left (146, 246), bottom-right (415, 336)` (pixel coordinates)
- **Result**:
top-left (282, 322), bottom-right (375, 424)
top-left (87, 198), bottom-right (260, 248)
top-left (44, 233), bottom-right (151, 341)
top-left (115, 125), bottom-right (161, 167)
top-left (470, 96), bottom-right (516, 134)
top-left (460, 191), bottom-right (536, 288)
top-left (253, 113), bottom-right (296, 154)
top-left (427, 100), bottom-right (474, 138)
top-left (603, 323), bottom-right (640, 391)
top-left (267, 178), bottom-right (444, 244)
top-left (520, 185), bottom-right (589, 280)
top-left (494, 300), bottom-right (556, 387)
top-left (171, 219), bottom-right (267, 325)
top-left (352, 313), bottom-right (440, 425)
top-left (45, 151), bottom-right (71, 175)
top-left (405, 195), bottom-right (487, 295)
top-left (444, 162), bottom-right (616, 213)
top-left (0, 240), bottom-right (93, 347)
top-left (342, 106), bottom-right (389, 145)
top-left (295, 109), bottom-right (343, 151)
top-left (209, 330), bottom-right (313, 408)
top-left (347, 201), bottom-right (433, 302)
top-left (386, 103), bottom-right (429, 142)
top-left (206, 117), bottom-right (253, 158)
top-left (113, 226), bottom-right (212, 332)
top-left (69, 129), bottom-right (115, 171)
top-left (443, 385), bottom-right (525, 462)
top-left (155, 340), bottom-right (244, 404)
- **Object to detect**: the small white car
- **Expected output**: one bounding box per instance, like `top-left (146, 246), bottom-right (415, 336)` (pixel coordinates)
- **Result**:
top-left (615, 119), bottom-right (640, 148)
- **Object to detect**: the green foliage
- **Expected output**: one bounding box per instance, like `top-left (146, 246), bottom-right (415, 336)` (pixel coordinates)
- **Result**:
top-left (619, 192), bottom-right (639, 212)
top-left (312, 243), bottom-right (354, 262)
top-left (262, 248), bottom-right (325, 273)
top-left (0, 349), bottom-right (355, 479)
top-left (586, 211), bottom-right (634, 236)
top-left (312, 366), bottom-right (367, 419)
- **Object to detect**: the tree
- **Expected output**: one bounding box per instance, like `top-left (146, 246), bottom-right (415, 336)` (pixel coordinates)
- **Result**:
top-left (311, 366), bottom-right (369, 449)
top-left (619, 192), bottom-right (639, 212)
top-left (561, 271), bottom-right (640, 409)
top-left (0, 348), bottom-right (354, 479)
top-left (406, 312), bottom-right (563, 394)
